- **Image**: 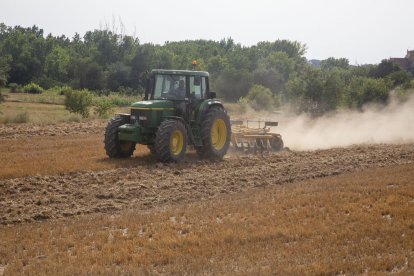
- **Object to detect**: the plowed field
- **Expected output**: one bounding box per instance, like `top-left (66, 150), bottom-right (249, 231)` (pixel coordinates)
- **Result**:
top-left (0, 122), bottom-right (413, 225)
top-left (0, 122), bottom-right (413, 274)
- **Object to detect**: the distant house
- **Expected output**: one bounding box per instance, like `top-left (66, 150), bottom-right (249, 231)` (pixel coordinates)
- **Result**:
top-left (390, 50), bottom-right (414, 74)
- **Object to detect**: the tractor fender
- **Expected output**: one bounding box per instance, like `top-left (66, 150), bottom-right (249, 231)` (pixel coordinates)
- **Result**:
top-left (196, 100), bottom-right (225, 125)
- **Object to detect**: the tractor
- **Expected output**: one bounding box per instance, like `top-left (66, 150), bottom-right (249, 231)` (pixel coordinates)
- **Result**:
top-left (104, 69), bottom-right (231, 162)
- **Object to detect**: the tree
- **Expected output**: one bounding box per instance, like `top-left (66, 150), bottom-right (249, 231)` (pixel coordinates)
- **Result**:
top-left (370, 59), bottom-right (401, 78)
top-left (320, 57), bottom-right (349, 70)
top-left (244, 85), bottom-right (274, 111)
top-left (347, 77), bottom-right (390, 108)
top-left (214, 68), bottom-right (253, 101)
top-left (253, 51), bottom-right (295, 95)
top-left (44, 46), bottom-right (70, 82)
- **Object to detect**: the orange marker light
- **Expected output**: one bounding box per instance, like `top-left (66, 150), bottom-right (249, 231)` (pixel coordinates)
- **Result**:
top-left (192, 60), bottom-right (197, 65)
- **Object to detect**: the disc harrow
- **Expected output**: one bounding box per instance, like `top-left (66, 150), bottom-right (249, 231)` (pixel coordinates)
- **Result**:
top-left (230, 120), bottom-right (284, 154)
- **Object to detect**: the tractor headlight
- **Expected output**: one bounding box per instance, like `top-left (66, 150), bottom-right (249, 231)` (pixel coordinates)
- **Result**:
top-left (139, 116), bottom-right (147, 121)
top-left (131, 115), bottom-right (137, 121)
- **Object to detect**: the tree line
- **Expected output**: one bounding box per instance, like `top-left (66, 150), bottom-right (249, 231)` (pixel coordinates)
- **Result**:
top-left (0, 23), bottom-right (412, 114)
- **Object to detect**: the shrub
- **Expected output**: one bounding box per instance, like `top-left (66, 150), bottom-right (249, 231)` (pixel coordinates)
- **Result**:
top-left (23, 82), bottom-right (44, 94)
top-left (347, 77), bottom-right (390, 108)
top-left (64, 89), bottom-right (93, 118)
top-left (94, 98), bottom-right (114, 118)
top-left (245, 85), bottom-right (275, 111)
top-left (0, 91), bottom-right (5, 103)
top-left (0, 112), bottom-right (29, 124)
top-left (8, 83), bottom-right (22, 93)
top-left (109, 95), bottom-right (131, 107)
top-left (55, 86), bottom-right (73, 96)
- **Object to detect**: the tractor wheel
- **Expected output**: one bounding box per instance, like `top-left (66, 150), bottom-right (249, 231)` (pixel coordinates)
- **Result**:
top-left (104, 116), bottom-right (136, 158)
top-left (147, 145), bottom-right (156, 155)
top-left (154, 120), bottom-right (187, 162)
top-left (270, 136), bottom-right (284, 151)
top-left (197, 108), bottom-right (231, 159)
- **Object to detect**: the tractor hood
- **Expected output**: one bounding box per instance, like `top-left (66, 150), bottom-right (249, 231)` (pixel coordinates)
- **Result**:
top-left (130, 100), bottom-right (175, 110)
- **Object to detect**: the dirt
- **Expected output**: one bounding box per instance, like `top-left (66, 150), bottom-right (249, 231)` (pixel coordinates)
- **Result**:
top-left (0, 121), bottom-right (106, 139)
top-left (1, 123), bottom-right (413, 225)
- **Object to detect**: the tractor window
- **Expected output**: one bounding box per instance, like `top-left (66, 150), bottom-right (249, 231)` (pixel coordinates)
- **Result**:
top-left (153, 75), bottom-right (186, 100)
top-left (190, 76), bottom-right (205, 99)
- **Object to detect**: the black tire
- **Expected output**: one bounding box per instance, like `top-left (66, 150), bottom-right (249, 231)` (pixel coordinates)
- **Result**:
top-left (154, 120), bottom-right (187, 162)
top-left (104, 116), bottom-right (136, 158)
top-left (147, 145), bottom-right (156, 155)
top-left (270, 136), bottom-right (284, 151)
top-left (197, 108), bottom-right (231, 159)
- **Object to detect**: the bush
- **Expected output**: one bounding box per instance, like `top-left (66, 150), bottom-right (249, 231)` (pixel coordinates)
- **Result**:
top-left (0, 91), bottom-right (5, 103)
top-left (64, 89), bottom-right (93, 118)
top-left (94, 98), bottom-right (114, 118)
top-left (8, 83), bottom-right (22, 93)
top-left (108, 95), bottom-right (131, 107)
top-left (23, 82), bottom-right (44, 94)
top-left (245, 85), bottom-right (275, 111)
top-left (0, 112), bottom-right (29, 124)
top-left (347, 77), bottom-right (390, 108)
top-left (54, 86), bottom-right (73, 96)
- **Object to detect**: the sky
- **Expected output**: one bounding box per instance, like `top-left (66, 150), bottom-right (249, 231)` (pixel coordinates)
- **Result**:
top-left (1, 0), bottom-right (413, 64)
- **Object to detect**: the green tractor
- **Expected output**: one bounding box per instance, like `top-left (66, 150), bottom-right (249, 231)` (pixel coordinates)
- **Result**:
top-left (104, 69), bottom-right (231, 162)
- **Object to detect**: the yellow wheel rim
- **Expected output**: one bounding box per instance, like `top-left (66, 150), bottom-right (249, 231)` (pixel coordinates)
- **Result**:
top-left (120, 141), bottom-right (132, 152)
top-left (211, 118), bottom-right (227, 150)
top-left (171, 130), bottom-right (184, 156)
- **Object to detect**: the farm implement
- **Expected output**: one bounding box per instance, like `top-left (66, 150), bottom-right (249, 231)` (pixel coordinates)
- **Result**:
top-left (230, 120), bottom-right (284, 153)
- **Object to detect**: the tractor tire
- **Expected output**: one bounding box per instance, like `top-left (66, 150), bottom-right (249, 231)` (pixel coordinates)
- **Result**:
top-left (147, 145), bottom-right (156, 155)
top-left (104, 116), bottom-right (136, 158)
top-left (270, 136), bottom-right (284, 151)
top-left (197, 108), bottom-right (231, 159)
top-left (154, 120), bottom-right (188, 162)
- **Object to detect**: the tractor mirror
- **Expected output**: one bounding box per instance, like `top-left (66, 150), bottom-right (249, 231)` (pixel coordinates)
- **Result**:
top-left (208, 91), bottom-right (216, 99)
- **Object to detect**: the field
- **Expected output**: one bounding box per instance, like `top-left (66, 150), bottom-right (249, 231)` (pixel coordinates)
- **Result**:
top-left (1, 98), bottom-right (414, 274)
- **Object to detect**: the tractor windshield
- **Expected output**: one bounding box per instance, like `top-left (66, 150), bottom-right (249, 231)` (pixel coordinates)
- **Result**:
top-left (153, 74), bottom-right (186, 100)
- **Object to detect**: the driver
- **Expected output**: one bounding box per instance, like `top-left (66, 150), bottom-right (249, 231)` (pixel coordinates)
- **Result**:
top-left (174, 80), bottom-right (186, 98)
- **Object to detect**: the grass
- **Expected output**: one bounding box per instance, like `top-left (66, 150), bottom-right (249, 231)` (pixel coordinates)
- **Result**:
top-left (0, 102), bottom-right (81, 124)
top-left (0, 100), bottom-right (131, 125)
top-left (0, 164), bottom-right (413, 274)
top-left (4, 90), bottom-right (65, 105)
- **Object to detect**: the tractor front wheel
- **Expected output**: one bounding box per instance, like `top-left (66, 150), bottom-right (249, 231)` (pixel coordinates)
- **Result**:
top-left (154, 120), bottom-right (188, 162)
top-left (197, 108), bottom-right (231, 159)
top-left (104, 116), bottom-right (136, 158)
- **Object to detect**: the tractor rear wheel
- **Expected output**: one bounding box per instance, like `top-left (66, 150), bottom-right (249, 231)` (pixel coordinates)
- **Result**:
top-left (104, 116), bottom-right (136, 158)
top-left (154, 120), bottom-right (187, 162)
top-left (270, 136), bottom-right (284, 151)
top-left (197, 108), bottom-right (231, 159)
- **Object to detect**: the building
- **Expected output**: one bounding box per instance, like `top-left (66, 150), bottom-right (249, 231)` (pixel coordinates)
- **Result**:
top-left (390, 50), bottom-right (414, 74)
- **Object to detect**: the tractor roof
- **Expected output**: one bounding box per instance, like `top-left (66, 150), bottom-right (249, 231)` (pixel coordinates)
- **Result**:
top-left (151, 69), bottom-right (209, 77)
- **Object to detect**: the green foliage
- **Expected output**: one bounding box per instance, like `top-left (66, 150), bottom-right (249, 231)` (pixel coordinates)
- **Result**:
top-left (94, 98), bottom-right (114, 118)
top-left (347, 77), bottom-right (390, 108)
top-left (320, 58), bottom-right (349, 70)
top-left (244, 85), bottom-right (274, 111)
top-left (8, 83), bottom-right (22, 93)
top-left (0, 91), bottom-right (5, 103)
top-left (107, 95), bottom-right (132, 107)
top-left (23, 82), bottom-right (44, 94)
top-left (0, 22), bottom-right (412, 114)
top-left (64, 89), bottom-right (93, 118)
top-left (387, 70), bottom-right (412, 88)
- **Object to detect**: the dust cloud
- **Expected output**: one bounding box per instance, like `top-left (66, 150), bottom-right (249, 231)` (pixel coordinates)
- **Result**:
top-left (274, 95), bottom-right (414, 150)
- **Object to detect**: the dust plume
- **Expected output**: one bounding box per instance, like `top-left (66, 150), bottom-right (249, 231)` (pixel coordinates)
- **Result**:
top-left (276, 95), bottom-right (414, 150)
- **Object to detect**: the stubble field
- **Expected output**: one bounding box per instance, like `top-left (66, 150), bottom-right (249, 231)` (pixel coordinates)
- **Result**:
top-left (0, 122), bottom-right (413, 274)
